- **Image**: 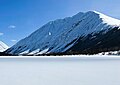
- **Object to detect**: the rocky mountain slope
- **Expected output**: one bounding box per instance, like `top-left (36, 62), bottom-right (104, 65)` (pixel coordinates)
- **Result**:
top-left (5, 11), bottom-right (120, 55)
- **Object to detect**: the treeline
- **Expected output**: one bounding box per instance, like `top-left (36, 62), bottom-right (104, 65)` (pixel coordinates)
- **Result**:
top-left (0, 52), bottom-right (13, 56)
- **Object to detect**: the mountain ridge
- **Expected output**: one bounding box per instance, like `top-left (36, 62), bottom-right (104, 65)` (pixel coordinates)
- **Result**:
top-left (5, 11), bottom-right (120, 55)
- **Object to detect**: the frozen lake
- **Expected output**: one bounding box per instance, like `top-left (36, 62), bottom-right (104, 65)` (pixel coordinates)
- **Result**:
top-left (0, 56), bottom-right (120, 85)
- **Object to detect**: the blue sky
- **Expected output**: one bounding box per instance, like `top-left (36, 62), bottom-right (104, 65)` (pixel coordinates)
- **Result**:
top-left (0, 0), bottom-right (120, 46)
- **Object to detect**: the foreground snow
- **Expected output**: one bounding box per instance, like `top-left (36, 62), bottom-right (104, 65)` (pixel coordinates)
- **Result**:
top-left (0, 55), bottom-right (120, 59)
top-left (0, 55), bottom-right (119, 85)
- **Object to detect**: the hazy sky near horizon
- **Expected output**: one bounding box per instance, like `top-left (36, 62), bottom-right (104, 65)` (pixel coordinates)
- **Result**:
top-left (0, 0), bottom-right (120, 46)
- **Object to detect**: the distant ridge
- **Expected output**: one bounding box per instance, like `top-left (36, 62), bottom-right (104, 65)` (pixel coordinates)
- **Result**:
top-left (0, 41), bottom-right (9, 52)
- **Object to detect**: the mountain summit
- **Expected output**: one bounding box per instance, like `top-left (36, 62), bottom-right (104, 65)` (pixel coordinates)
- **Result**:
top-left (6, 11), bottom-right (120, 55)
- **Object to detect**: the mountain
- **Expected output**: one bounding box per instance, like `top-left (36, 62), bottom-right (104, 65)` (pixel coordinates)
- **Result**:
top-left (0, 41), bottom-right (9, 52)
top-left (5, 11), bottom-right (120, 55)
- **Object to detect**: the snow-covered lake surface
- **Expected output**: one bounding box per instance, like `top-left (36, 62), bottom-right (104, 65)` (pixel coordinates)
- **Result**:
top-left (0, 55), bottom-right (120, 85)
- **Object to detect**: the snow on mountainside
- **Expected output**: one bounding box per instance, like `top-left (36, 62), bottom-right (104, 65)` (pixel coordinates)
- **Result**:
top-left (93, 11), bottom-right (120, 26)
top-left (0, 41), bottom-right (9, 52)
top-left (6, 11), bottom-right (120, 55)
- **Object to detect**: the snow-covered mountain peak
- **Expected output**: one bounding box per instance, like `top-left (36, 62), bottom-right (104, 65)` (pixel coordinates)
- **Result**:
top-left (86, 11), bottom-right (120, 26)
top-left (0, 41), bottom-right (9, 52)
top-left (6, 11), bottom-right (120, 55)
